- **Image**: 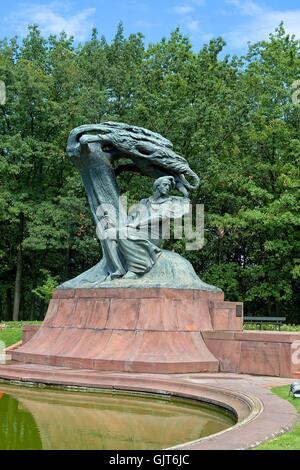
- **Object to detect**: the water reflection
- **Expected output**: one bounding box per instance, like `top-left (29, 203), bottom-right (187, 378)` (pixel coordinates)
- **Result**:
top-left (0, 385), bottom-right (235, 450)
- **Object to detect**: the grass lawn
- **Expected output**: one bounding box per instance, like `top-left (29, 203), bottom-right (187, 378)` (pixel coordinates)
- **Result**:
top-left (257, 385), bottom-right (300, 450)
top-left (0, 328), bottom-right (22, 348)
top-left (0, 321), bottom-right (42, 348)
top-left (244, 324), bottom-right (300, 332)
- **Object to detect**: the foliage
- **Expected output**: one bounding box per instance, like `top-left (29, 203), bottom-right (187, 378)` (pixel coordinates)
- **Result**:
top-left (32, 269), bottom-right (59, 303)
top-left (0, 321), bottom-right (41, 347)
top-left (0, 328), bottom-right (22, 348)
top-left (0, 321), bottom-right (42, 328)
top-left (0, 23), bottom-right (299, 321)
top-left (244, 323), bottom-right (300, 331)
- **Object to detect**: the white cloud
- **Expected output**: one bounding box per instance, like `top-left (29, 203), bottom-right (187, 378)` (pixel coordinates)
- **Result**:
top-left (186, 19), bottom-right (201, 32)
top-left (172, 3), bottom-right (203, 34)
top-left (174, 5), bottom-right (195, 15)
top-left (135, 19), bottom-right (157, 29)
top-left (6, 2), bottom-right (96, 40)
top-left (121, 1), bottom-right (150, 14)
top-left (231, 0), bottom-right (263, 16)
top-left (225, 1), bottom-right (300, 48)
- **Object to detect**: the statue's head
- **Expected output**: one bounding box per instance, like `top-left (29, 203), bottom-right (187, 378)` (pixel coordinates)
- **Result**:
top-left (153, 176), bottom-right (175, 196)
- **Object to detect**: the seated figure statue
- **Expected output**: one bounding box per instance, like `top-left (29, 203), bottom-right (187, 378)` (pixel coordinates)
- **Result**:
top-left (96, 175), bottom-right (189, 281)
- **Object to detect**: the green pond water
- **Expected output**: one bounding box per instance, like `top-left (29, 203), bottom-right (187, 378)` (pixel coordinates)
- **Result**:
top-left (0, 384), bottom-right (236, 450)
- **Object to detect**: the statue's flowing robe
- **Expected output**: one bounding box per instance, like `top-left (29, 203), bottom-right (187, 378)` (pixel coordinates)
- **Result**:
top-left (67, 122), bottom-right (196, 278)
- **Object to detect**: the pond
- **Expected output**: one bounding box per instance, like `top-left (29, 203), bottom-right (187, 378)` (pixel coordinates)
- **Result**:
top-left (0, 384), bottom-right (236, 450)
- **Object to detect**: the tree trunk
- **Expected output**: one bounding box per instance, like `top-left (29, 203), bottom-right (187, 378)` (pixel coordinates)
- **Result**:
top-left (5, 288), bottom-right (12, 321)
top-left (267, 303), bottom-right (272, 316)
top-left (13, 243), bottom-right (22, 321)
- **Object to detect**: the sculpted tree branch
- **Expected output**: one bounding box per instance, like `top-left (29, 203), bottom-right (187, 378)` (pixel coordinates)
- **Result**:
top-left (67, 122), bottom-right (200, 198)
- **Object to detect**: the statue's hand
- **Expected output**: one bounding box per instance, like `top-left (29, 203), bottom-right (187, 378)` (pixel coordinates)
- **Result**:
top-left (79, 134), bottom-right (101, 145)
top-left (104, 227), bottom-right (117, 240)
top-left (175, 181), bottom-right (189, 197)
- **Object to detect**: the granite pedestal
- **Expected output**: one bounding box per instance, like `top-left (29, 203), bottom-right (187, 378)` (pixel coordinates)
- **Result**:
top-left (12, 287), bottom-right (238, 373)
top-left (11, 287), bottom-right (300, 378)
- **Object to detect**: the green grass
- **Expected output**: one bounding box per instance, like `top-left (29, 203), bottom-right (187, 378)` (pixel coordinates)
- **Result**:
top-left (0, 321), bottom-right (42, 348)
top-left (256, 386), bottom-right (300, 450)
top-left (244, 324), bottom-right (300, 332)
top-left (0, 328), bottom-right (22, 348)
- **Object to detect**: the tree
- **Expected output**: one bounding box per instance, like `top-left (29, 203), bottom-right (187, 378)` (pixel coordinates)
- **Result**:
top-left (0, 23), bottom-right (299, 323)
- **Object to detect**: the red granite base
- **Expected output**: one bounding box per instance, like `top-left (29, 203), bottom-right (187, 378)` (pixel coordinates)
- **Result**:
top-left (203, 330), bottom-right (300, 378)
top-left (12, 287), bottom-right (243, 373)
top-left (8, 287), bottom-right (300, 378)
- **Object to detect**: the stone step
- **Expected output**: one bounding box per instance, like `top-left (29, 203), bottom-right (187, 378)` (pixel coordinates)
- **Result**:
top-left (0, 363), bottom-right (222, 395)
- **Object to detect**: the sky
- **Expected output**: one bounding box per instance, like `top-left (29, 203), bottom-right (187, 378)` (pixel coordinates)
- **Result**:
top-left (0, 0), bottom-right (300, 55)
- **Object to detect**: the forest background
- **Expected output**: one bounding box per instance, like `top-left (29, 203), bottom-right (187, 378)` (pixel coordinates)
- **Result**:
top-left (0, 23), bottom-right (299, 322)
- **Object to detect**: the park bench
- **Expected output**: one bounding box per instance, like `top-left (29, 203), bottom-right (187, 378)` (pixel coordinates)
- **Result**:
top-left (244, 316), bottom-right (286, 330)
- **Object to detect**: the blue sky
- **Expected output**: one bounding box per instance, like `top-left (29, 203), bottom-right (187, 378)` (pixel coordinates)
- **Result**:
top-left (1, 0), bottom-right (300, 55)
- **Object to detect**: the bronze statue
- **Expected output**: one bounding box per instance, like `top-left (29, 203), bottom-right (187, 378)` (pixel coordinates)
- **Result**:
top-left (60, 122), bottom-right (219, 292)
